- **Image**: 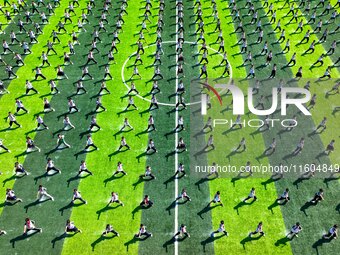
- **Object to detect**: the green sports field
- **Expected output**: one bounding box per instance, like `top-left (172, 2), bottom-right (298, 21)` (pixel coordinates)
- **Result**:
top-left (0, 0), bottom-right (339, 254)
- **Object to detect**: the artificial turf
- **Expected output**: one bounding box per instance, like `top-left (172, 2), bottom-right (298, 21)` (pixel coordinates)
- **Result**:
top-left (191, 0), bottom-right (292, 254)
top-left (0, 0), bottom-right (102, 254)
top-left (0, 0), bottom-right (339, 255)
top-left (267, 0), bottom-right (340, 165)
top-left (0, 0), bottom-right (71, 208)
top-left (0, 0), bottom-right (60, 195)
top-left (61, 1), bottom-right (151, 254)
top-left (199, 0), bottom-right (340, 254)
top-left (176, 0), bottom-right (214, 254)
top-left (138, 0), bottom-right (185, 253)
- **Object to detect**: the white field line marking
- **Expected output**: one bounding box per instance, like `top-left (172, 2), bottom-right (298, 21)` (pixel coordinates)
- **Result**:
top-left (174, 1), bottom-right (179, 255)
top-left (121, 42), bottom-right (232, 106)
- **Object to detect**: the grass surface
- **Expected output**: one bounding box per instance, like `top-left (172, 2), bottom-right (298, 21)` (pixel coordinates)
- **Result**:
top-left (62, 1), bottom-right (150, 254)
top-left (0, 0), bottom-right (59, 209)
top-left (193, 0), bottom-right (292, 254)
top-left (0, 0), bottom-right (339, 255)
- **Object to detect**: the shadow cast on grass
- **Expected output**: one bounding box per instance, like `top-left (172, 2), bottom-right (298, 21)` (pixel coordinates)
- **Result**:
top-left (197, 204), bottom-right (219, 219)
top-left (131, 205), bottom-right (151, 219)
top-left (312, 237), bottom-right (334, 255)
top-left (51, 232), bottom-right (77, 248)
top-left (164, 174), bottom-right (185, 189)
top-left (91, 235), bottom-right (116, 251)
top-left (234, 200), bottom-right (255, 215)
top-left (163, 236), bottom-right (176, 253)
top-left (24, 198), bottom-right (51, 213)
top-left (323, 175), bottom-right (340, 188)
top-left (267, 200), bottom-right (288, 214)
top-left (96, 204), bottom-right (121, 220)
top-left (10, 231), bottom-right (40, 248)
top-left (124, 235), bottom-right (150, 252)
top-left (103, 174), bottom-right (125, 187)
top-left (275, 236), bottom-right (292, 247)
top-left (165, 200), bottom-right (177, 216)
top-left (194, 176), bottom-right (216, 191)
top-left (132, 177), bottom-right (152, 190)
top-left (59, 202), bottom-right (83, 216)
top-left (336, 203), bottom-right (340, 214)
top-left (231, 172), bottom-right (252, 186)
top-left (261, 176), bottom-right (281, 190)
top-left (201, 235), bottom-right (225, 252)
top-left (2, 174), bottom-right (25, 187)
top-left (293, 174), bottom-right (314, 188)
top-left (240, 234), bottom-right (263, 250)
top-left (67, 174), bottom-right (90, 187)
top-left (34, 171), bottom-right (59, 184)
top-left (300, 201), bottom-right (317, 217)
